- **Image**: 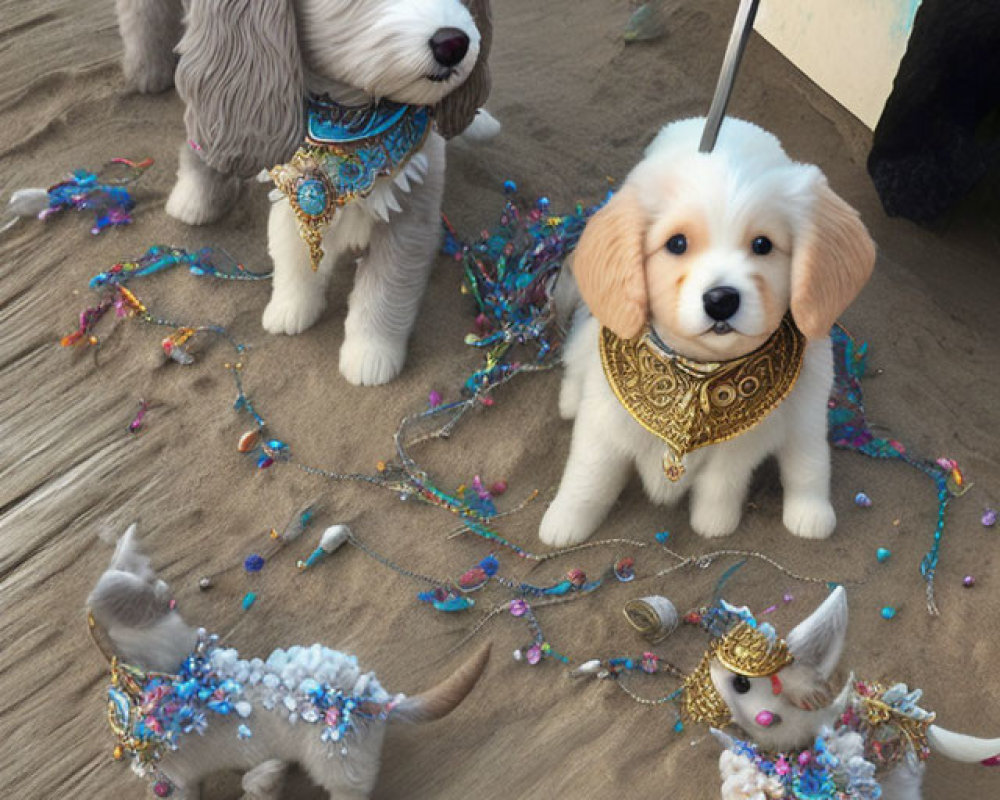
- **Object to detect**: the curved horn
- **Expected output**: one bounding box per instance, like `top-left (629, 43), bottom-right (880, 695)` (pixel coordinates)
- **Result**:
top-left (928, 725), bottom-right (1000, 763)
top-left (392, 643), bottom-right (491, 722)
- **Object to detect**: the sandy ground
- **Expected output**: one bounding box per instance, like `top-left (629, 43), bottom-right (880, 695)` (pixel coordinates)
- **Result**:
top-left (1, 1), bottom-right (999, 798)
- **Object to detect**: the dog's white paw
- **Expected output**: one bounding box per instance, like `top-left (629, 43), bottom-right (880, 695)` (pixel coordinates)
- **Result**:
top-left (166, 177), bottom-right (224, 226)
top-left (339, 334), bottom-right (406, 386)
top-left (123, 55), bottom-right (175, 94)
top-left (690, 499), bottom-right (741, 539)
top-left (538, 500), bottom-right (596, 548)
top-left (783, 495), bottom-right (836, 539)
top-left (262, 295), bottom-right (326, 336)
top-left (457, 109), bottom-right (502, 143)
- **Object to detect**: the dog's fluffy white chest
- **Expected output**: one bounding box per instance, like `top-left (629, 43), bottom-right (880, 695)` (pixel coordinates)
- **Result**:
top-left (557, 312), bottom-right (835, 522)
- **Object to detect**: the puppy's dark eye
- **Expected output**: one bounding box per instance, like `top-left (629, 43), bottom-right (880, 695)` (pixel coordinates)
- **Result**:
top-left (732, 675), bottom-right (752, 694)
top-left (751, 236), bottom-right (773, 256)
top-left (665, 234), bottom-right (687, 255)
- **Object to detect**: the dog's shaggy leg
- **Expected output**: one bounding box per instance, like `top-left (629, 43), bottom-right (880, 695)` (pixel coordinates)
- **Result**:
top-left (165, 145), bottom-right (242, 225)
top-left (262, 199), bottom-right (334, 335)
top-left (240, 760), bottom-right (288, 800)
top-left (339, 138), bottom-right (446, 386)
top-left (540, 413), bottom-right (632, 547)
top-left (115, 0), bottom-right (183, 93)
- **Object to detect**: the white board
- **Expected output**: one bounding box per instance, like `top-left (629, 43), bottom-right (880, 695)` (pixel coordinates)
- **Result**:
top-left (754, 0), bottom-right (923, 129)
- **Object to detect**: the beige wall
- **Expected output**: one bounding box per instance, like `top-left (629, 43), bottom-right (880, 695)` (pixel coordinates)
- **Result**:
top-left (754, 0), bottom-right (923, 129)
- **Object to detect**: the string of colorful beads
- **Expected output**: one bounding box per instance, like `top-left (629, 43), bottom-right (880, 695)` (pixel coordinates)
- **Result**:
top-left (3, 157), bottom-right (154, 236)
top-left (827, 326), bottom-right (972, 614)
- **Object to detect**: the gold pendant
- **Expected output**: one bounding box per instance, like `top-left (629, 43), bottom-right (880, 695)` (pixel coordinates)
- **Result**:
top-left (599, 315), bottom-right (806, 481)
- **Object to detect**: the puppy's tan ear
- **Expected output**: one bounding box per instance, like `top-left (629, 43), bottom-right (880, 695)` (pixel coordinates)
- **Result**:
top-left (790, 177), bottom-right (876, 339)
top-left (573, 185), bottom-right (648, 339)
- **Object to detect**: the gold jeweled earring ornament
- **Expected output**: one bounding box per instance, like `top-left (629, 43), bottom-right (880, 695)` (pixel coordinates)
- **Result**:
top-left (599, 314), bottom-right (806, 480)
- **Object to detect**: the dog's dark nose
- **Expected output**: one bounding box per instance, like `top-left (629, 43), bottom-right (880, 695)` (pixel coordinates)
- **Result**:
top-left (702, 286), bottom-right (741, 321)
top-left (430, 28), bottom-right (470, 68)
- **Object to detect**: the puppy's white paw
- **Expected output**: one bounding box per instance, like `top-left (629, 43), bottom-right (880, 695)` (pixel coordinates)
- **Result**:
top-left (783, 495), bottom-right (836, 539)
top-left (166, 177), bottom-right (224, 226)
top-left (690, 499), bottom-right (741, 539)
top-left (339, 334), bottom-right (406, 386)
top-left (262, 295), bottom-right (326, 336)
top-left (538, 500), bottom-right (596, 548)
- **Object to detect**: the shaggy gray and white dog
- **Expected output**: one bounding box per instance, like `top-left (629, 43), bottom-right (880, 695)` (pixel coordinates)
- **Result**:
top-left (115, 0), bottom-right (496, 385)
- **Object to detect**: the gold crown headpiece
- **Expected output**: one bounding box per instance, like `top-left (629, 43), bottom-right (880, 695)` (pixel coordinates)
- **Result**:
top-left (681, 622), bottom-right (795, 727)
top-left (714, 622), bottom-right (793, 678)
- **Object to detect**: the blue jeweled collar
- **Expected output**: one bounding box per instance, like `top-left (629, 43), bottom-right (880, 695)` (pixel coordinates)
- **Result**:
top-left (269, 95), bottom-right (433, 270)
top-left (306, 95), bottom-right (425, 145)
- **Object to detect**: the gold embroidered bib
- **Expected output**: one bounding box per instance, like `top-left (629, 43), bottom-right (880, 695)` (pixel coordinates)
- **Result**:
top-left (599, 315), bottom-right (806, 481)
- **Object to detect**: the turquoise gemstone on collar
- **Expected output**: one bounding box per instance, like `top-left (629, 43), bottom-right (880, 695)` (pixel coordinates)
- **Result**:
top-left (876, 548), bottom-right (891, 563)
top-left (297, 179), bottom-right (328, 217)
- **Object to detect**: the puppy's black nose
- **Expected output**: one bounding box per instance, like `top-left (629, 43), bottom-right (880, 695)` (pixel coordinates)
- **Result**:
top-left (703, 286), bottom-right (741, 321)
top-left (430, 28), bottom-right (470, 68)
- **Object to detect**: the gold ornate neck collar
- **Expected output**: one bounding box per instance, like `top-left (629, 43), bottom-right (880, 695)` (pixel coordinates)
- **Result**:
top-left (599, 314), bottom-right (806, 480)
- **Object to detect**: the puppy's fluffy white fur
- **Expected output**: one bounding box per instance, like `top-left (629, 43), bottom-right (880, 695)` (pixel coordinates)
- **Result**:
top-left (710, 587), bottom-right (1000, 800)
top-left (540, 118), bottom-right (876, 546)
top-left (116, 0), bottom-right (496, 386)
top-left (87, 524), bottom-right (490, 799)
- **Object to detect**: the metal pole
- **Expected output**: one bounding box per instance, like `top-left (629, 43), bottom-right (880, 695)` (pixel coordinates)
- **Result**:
top-left (699, 0), bottom-right (761, 153)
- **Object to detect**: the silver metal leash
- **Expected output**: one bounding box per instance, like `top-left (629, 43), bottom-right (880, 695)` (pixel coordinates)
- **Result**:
top-left (699, 0), bottom-right (761, 153)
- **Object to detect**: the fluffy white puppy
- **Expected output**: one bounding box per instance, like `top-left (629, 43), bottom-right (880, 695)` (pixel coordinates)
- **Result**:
top-left (115, 0), bottom-right (495, 385)
top-left (540, 118), bottom-right (876, 546)
top-left (88, 524), bottom-right (490, 799)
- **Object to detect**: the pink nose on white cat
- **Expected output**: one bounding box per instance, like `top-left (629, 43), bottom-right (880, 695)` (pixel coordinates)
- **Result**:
top-left (755, 710), bottom-right (778, 727)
